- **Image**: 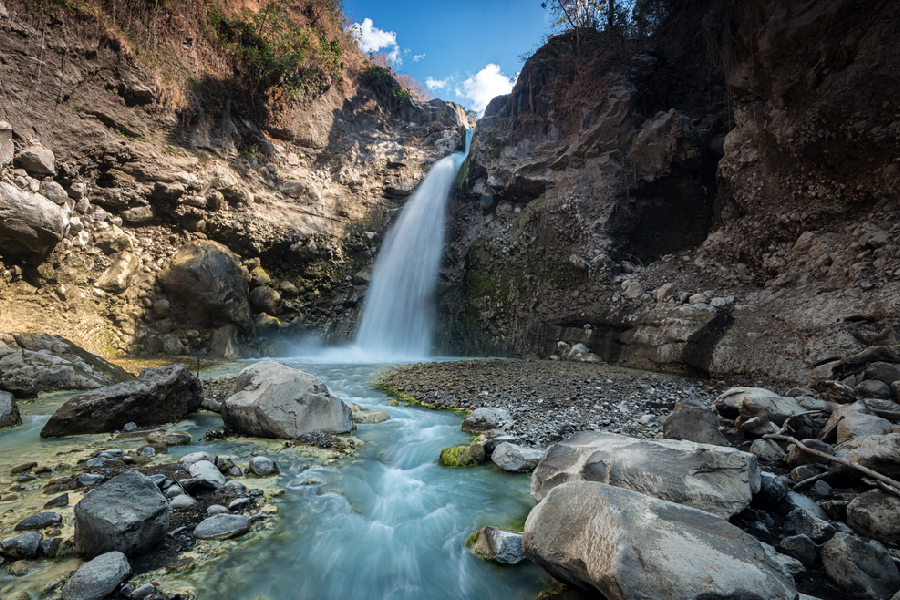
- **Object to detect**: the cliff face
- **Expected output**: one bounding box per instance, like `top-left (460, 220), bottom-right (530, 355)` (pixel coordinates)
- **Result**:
top-left (0, 0), bottom-right (469, 357)
top-left (444, 0), bottom-right (900, 383)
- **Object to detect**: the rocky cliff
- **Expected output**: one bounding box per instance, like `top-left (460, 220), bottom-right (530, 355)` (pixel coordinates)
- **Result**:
top-left (444, 0), bottom-right (900, 384)
top-left (0, 0), bottom-right (470, 357)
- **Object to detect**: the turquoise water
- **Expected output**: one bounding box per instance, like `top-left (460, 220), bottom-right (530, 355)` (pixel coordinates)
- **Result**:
top-left (0, 359), bottom-right (552, 600)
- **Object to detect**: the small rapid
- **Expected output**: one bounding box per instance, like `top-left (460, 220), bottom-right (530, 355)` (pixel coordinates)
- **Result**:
top-left (354, 131), bottom-right (472, 361)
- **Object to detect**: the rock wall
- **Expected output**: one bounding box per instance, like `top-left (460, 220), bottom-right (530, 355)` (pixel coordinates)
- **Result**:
top-left (0, 1), bottom-right (469, 357)
top-left (443, 0), bottom-right (900, 384)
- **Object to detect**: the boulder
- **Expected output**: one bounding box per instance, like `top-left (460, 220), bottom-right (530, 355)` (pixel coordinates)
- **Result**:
top-left (819, 401), bottom-right (890, 444)
top-left (193, 513), bottom-right (250, 540)
top-left (0, 390), bottom-right (21, 428)
top-left (784, 508), bottom-right (836, 543)
top-left (737, 393), bottom-right (806, 430)
top-left (750, 439), bottom-right (786, 462)
top-left (822, 532), bottom-right (900, 600)
top-left (531, 431), bottom-right (760, 518)
top-left (158, 240), bottom-right (251, 330)
top-left (94, 252), bottom-right (139, 294)
top-left (461, 407), bottom-right (511, 433)
top-left (0, 333), bottom-right (131, 398)
top-left (0, 531), bottom-right (42, 559)
top-left (715, 387), bottom-right (779, 419)
top-left (248, 456), bottom-right (279, 476)
top-left (15, 511), bottom-right (62, 531)
top-left (249, 286), bottom-right (280, 314)
top-left (777, 534), bottom-right (818, 566)
top-left (490, 442), bottom-right (544, 472)
top-left (836, 434), bottom-right (900, 479)
top-left (41, 364), bottom-right (202, 437)
top-left (783, 438), bottom-right (836, 468)
top-left (61, 552), bottom-right (131, 600)
top-left (16, 145), bottom-right (55, 175)
top-left (847, 490), bottom-right (900, 545)
top-left (865, 363), bottom-right (900, 386)
top-left (523, 481), bottom-right (797, 600)
top-left (0, 181), bottom-right (68, 254)
top-left (188, 460), bottom-right (227, 489)
top-left (470, 527), bottom-right (524, 564)
top-left (662, 398), bottom-right (728, 446)
top-left (439, 443), bottom-right (485, 467)
top-left (758, 471), bottom-right (789, 503)
top-left (73, 471), bottom-right (169, 557)
top-left (347, 403), bottom-right (390, 424)
top-left (857, 379), bottom-right (893, 399)
top-left (178, 451), bottom-right (212, 468)
top-left (221, 360), bottom-right (352, 438)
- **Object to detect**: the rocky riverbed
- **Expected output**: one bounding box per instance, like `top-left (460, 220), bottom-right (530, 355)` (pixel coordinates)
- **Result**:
top-left (377, 358), bottom-right (728, 447)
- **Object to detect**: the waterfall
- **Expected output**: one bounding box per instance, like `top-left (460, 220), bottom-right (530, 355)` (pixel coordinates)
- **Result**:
top-left (355, 130), bottom-right (472, 360)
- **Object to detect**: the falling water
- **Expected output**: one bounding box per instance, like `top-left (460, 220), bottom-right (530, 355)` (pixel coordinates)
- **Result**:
top-left (355, 130), bottom-right (472, 360)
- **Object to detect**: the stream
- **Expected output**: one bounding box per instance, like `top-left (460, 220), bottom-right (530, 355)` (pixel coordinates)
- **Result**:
top-left (0, 358), bottom-right (553, 599)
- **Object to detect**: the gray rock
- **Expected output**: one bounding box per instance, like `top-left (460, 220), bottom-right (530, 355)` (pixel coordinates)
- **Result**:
top-left (857, 379), bottom-right (893, 399)
top-left (470, 527), bottom-right (524, 564)
top-left (715, 387), bottom-right (780, 419)
top-left (781, 491), bottom-right (829, 520)
top-left (77, 473), bottom-right (105, 487)
top-left (783, 438), bottom-right (836, 468)
top-left (16, 145), bottom-right (55, 175)
top-left (847, 490), bottom-right (900, 545)
top-left (785, 508), bottom-right (836, 543)
top-left (193, 513), bottom-right (250, 540)
top-left (248, 456), bottom-right (279, 476)
top-left (188, 460), bottom-right (226, 489)
top-left (662, 398), bottom-right (728, 446)
top-left (158, 241), bottom-right (251, 330)
top-left (169, 495), bottom-right (195, 509)
top-left (131, 583), bottom-right (157, 599)
top-left (761, 542), bottom-right (806, 576)
top-left (178, 451), bottom-right (212, 468)
top-left (221, 360), bottom-right (352, 438)
top-left (758, 471), bottom-right (789, 503)
top-left (0, 531), bottom-right (42, 559)
top-left (41, 536), bottom-right (62, 558)
top-left (822, 532), bottom-right (900, 600)
top-left (0, 333), bottom-right (131, 398)
top-left (15, 511), bottom-right (62, 531)
top-left (778, 534), bottom-right (818, 566)
top-left (461, 407), bottom-right (511, 433)
top-left (61, 551), bottom-right (131, 600)
top-left (44, 493), bottom-right (69, 509)
top-left (207, 504), bottom-right (229, 515)
top-left (228, 497), bottom-right (250, 511)
top-left (750, 439), bottom-right (786, 462)
top-left (0, 390), bottom-right (21, 428)
top-left (347, 403), bottom-right (390, 424)
top-left (865, 363), bottom-right (900, 386)
top-left (523, 481), bottom-right (797, 600)
top-left (738, 393), bottom-right (806, 430)
top-left (74, 471), bottom-right (169, 557)
top-left (92, 226), bottom-right (134, 254)
top-left (41, 364), bottom-right (202, 438)
top-left (0, 181), bottom-right (67, 254)
top-left (820, 401), bottom-right (890, 444)
top-left (836, 433), bottom-right (900, 480)
top-left (490, 442), bottom-right (544, 472)
top-left (531, 431), bottom-right (760, 518)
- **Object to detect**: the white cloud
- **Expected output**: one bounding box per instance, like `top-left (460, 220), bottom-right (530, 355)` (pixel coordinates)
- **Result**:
top-left (461, 64), bottom-right (515, 115)
top-left (425, 77), bottom-right (448, 90)
top-left (352, 18), bottom-right (397, 54)
top-left (412, 53), bottom-right (425, 62)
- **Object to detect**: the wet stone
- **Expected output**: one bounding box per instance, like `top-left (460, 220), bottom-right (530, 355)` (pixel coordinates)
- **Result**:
top-left (193, 513), bottom-right (250, 540)
top-left (43, 493), bottom-right (69, 509)
top-left (15, 511), bottom-right (62, 531)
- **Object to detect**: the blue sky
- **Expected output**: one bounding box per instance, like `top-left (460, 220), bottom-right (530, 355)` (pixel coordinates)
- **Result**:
top-left (343, 1), bottom-right (551, 114)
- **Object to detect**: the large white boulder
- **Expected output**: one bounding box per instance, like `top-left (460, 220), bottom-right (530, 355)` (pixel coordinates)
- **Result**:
top-left (221, 360), bottom-right (352, 438)
top-left (523, 481), bottom-right (797, 600)
top-left (531, 431), bottom-right (760, 518)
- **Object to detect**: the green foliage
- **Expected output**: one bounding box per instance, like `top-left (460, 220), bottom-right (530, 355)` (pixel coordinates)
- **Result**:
top-left (211, 1), bottom-right (344, 96)
top-left (363, 60), bottom-right (415, 111)
top-left (464, 108), bottom-right (477, 119)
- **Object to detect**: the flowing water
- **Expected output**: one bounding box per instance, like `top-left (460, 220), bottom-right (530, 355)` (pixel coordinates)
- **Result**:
top-left (0, 361), bottom-right (552, 599)
top-left (354, 131), bottom-right (472, 361)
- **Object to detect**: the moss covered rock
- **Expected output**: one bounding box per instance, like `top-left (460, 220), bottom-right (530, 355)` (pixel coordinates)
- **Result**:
top-left (439, 442), bottom-right (485, 467)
